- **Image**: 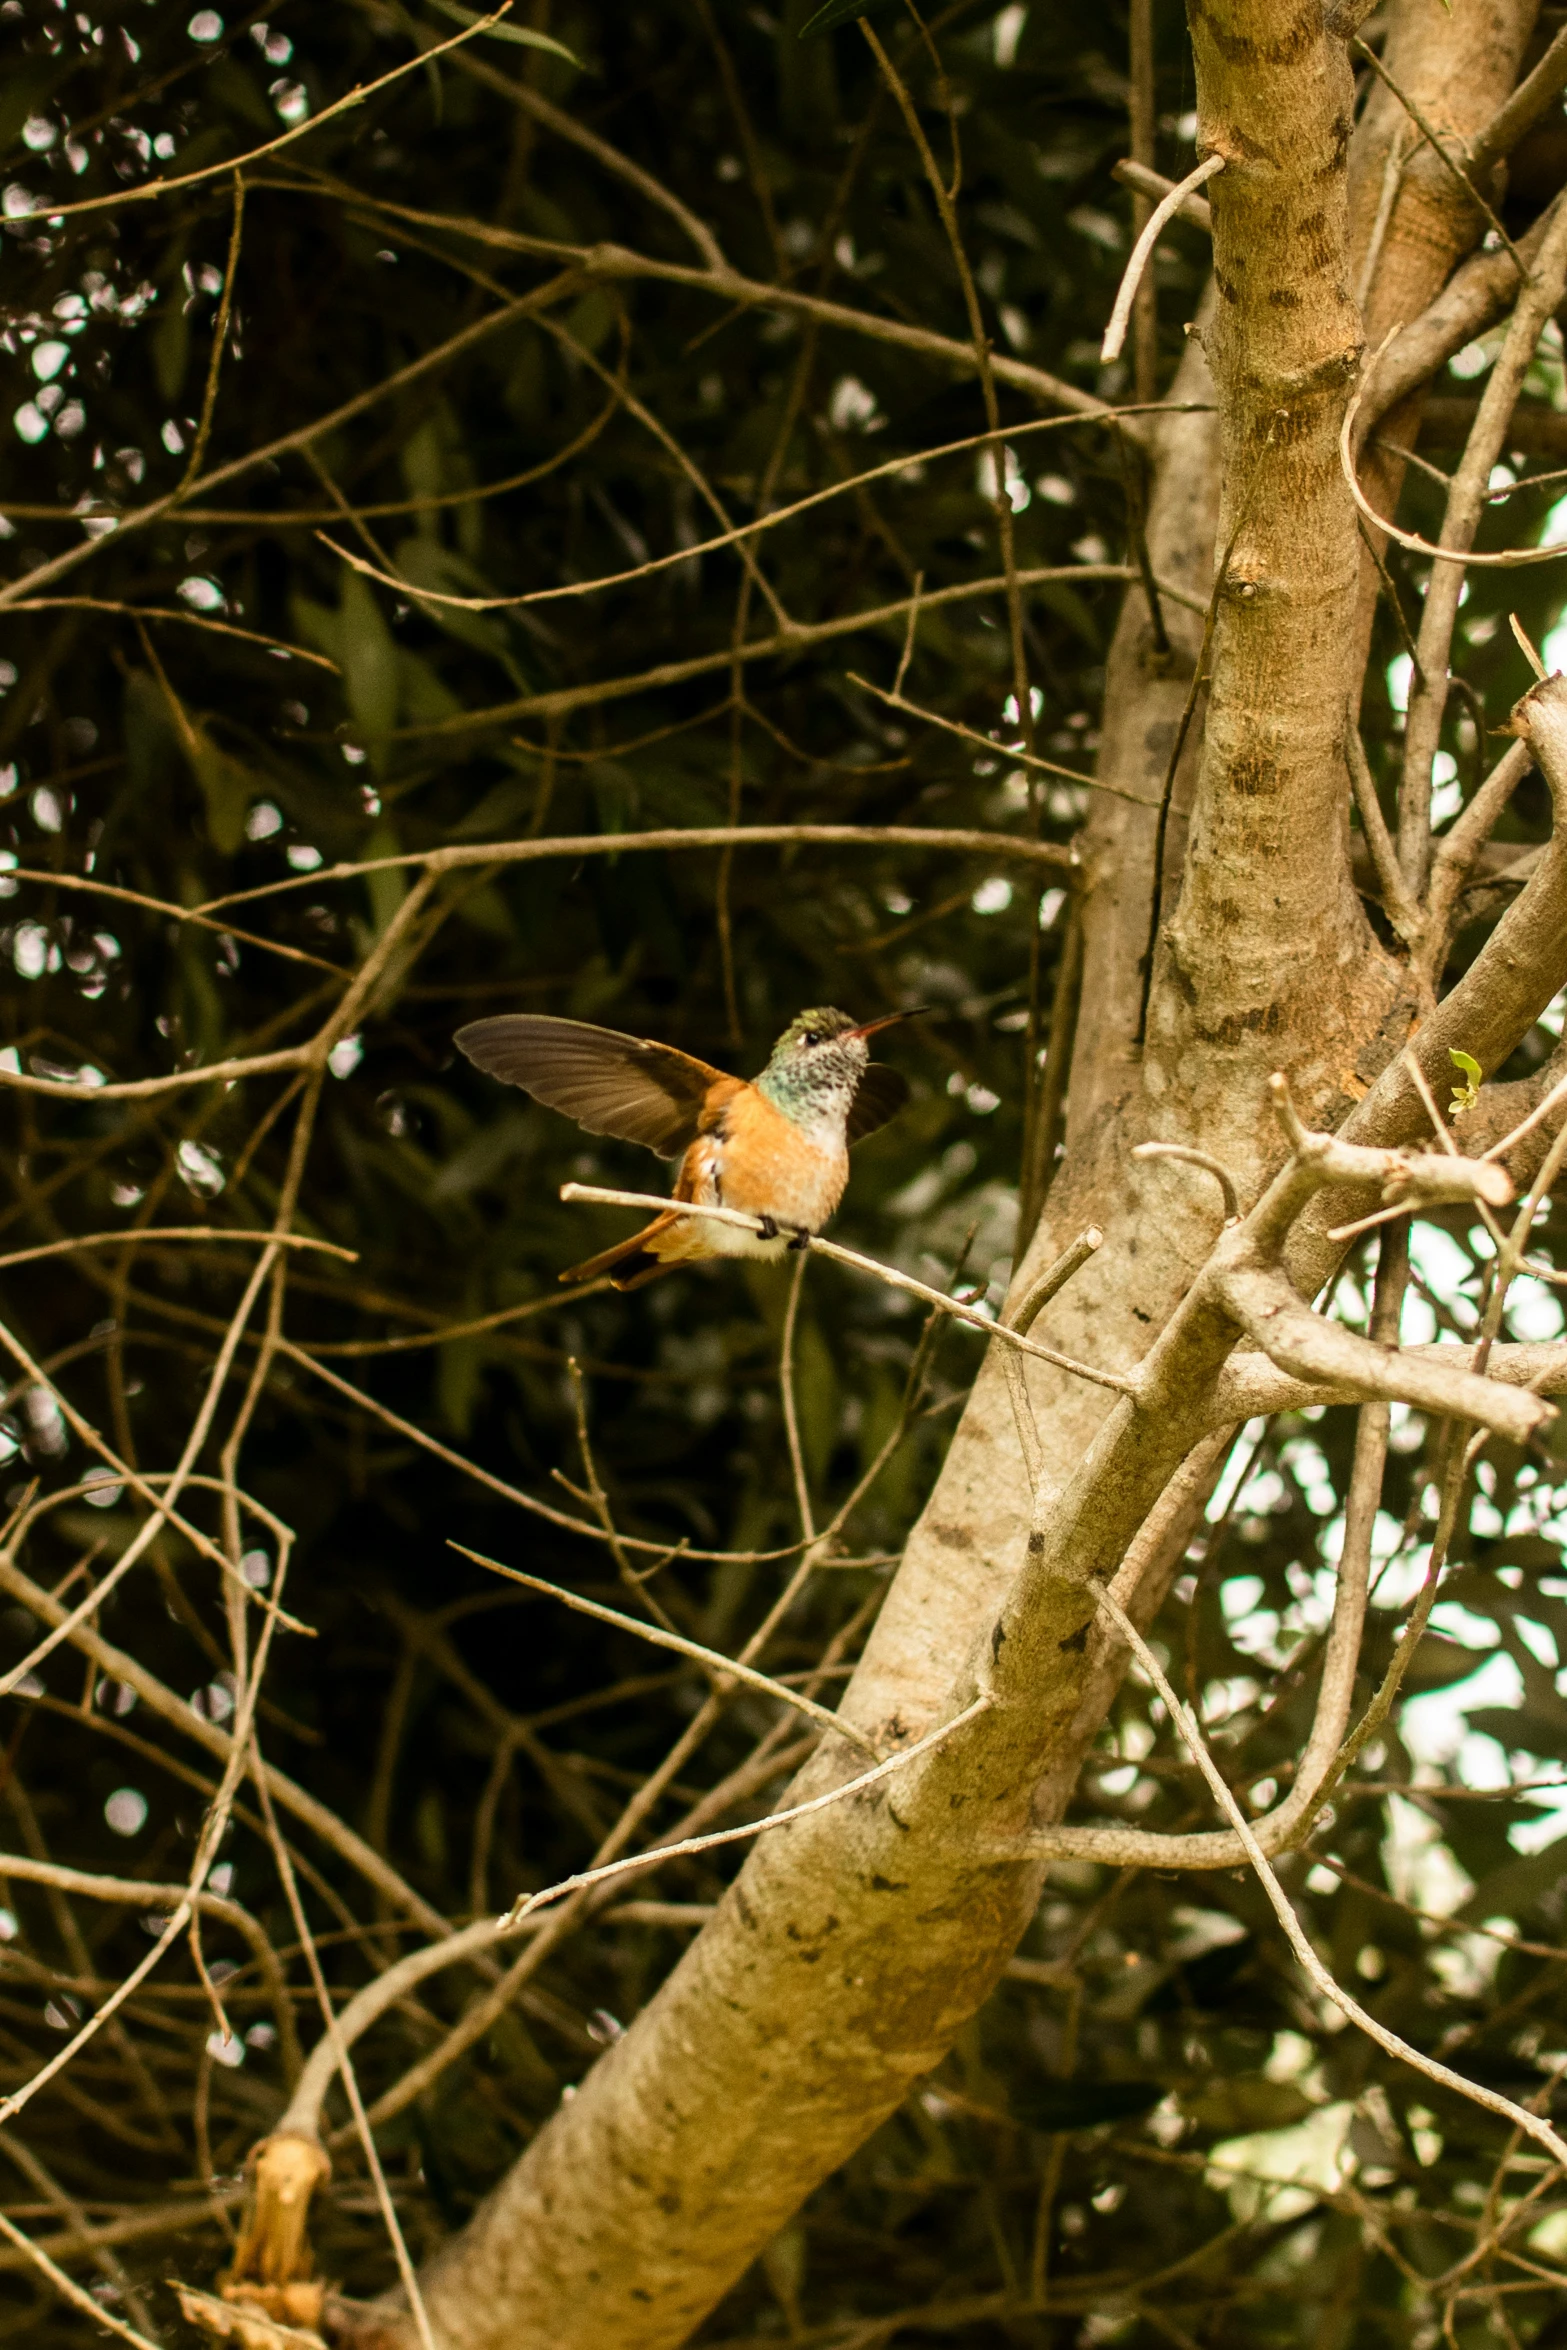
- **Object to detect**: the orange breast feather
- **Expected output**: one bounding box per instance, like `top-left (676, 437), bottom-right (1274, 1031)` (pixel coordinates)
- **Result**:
top-left (707, 1085), bottom-right (849, 1228)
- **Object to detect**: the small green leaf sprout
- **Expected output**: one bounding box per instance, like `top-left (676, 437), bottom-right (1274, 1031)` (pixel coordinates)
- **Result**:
top-left (1449, 1048), bottom-right (1482, 1119)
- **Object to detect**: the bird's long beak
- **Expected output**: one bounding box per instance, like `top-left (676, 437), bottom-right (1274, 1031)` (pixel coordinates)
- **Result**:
top-left (846, 1006), bottom-right (929, 1041)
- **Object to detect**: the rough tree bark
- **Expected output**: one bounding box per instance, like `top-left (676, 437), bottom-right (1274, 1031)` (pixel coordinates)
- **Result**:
top-left (322, 6), bottom-right (1567, 2342)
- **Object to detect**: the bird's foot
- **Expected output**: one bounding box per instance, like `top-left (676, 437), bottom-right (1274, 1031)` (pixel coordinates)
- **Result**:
top-left (754, 1213), bottom-right (811, 1251)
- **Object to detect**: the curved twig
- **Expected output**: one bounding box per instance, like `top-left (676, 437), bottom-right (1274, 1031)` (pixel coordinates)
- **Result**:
top-left (1132, 1141), bottom-right (1243, 1223)
top-left (1101, 154), bottom-right (1226, 363)
top-left (1342, 349), bottom-right (1567, 571)
top-left (313, 408), bottom-right (1209, 613)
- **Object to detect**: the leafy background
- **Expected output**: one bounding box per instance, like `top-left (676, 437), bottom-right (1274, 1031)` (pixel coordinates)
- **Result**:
top-left (2, 2), bottom-right (1567, 2344)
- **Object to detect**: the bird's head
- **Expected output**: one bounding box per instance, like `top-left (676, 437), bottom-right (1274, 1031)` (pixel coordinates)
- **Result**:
top-left (758, 1006), bottom-right (919, 1126)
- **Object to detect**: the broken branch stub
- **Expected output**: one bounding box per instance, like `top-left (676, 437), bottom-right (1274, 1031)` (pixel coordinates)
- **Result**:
top-left (1267, 1072), bottom-right (1515, 1213)
top-left (209, 2134), bottom-right (333, 2339)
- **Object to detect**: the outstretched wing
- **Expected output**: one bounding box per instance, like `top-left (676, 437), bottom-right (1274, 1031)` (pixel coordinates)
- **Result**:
top-left (847, 1062), bottom-right (910, 1146)
top-left (455, 1016), bottom-right (726, 1158)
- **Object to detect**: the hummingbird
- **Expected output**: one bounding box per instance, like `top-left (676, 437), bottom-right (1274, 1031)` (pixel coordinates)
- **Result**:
top-left (454, 1006), bottom-right (920, 1289)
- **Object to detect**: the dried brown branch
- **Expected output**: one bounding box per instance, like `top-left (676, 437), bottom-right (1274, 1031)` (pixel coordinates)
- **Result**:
top-left (14, 7), bottom-right (1567, 2340)
top-left (1343, 267), bottom-right (1567, 585)
top-left (1032, 1223), bottom-right (1406, 1870)
top-left (248, 1761), bottom-right (439, 2350)
top-left (1101, 156), bottom-right (1226, 365)
top-left (1111, 157), bottom-right (1215, 233)
top-left (848, 673), bottom-right (1162, 804)
top-left (1344, 720), bottom-right (1422, 949)
top-left (0, 270), bottom-right (585, 613)
top-left (1425, 738), bottom-right (1535, 953)
top-left (0, 1853), bottom-right (298, 2075)
top-left (7, 3), bottom-right (520, 228)
top-left (313, 383), bottom-right (1206, 616)
top-left (778, 1252), bottom-right (816, 1546)
top-left (0, 1546), bottom-right (467, 1942)
top-left (256, 176), bottom-right (1109, 417)
top-left (0, 2202), bottom-right (164, 2350)
top-left (1354, 191), bottom-right (1567, 455)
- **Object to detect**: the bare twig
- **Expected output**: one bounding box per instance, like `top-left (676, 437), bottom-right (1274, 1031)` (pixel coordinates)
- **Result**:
top-left (849, 673), bottom-right (1169, 805)
top-left (1482, 1064), bottom-right (1567, 1164)
top-left (1344, 720), bottom-right (1422, 948)
top-left (860, 15), bottom-right (1039, 794)
top-left (1399, 197), bottom-right (1567, 887)
top-left (1355, 123), bottom-right (1413, 315)
top-left (1111, 158), bottom-right (1214, 234)
top-left (0, 1548), bottom-right (466, 1940)
top-left (0, 270), bottom-right (585, 613)
top-left (1128, 0), bottom-right (1158, 404)
top-left (1003, 1229), bottom-right (1103, 1337)
top-left (0, 1228), bottom-right (356, 1274)
top-left (0, 1246), bottom-right (286, 1697)
top-left (500, 1694), bottom-right (993, 1924)
top-left (1101, 156), bottom-right (1226, 364)
top-left (780, 1252), bottom-right (817, 1545)
top-left (314, 409), bottom-right (1197, 613)
top-left (1426, 738), bottom-right (1534, 952)
top-left (4, 4), bottom-right (526, 230)
top-left (1132, 1141), bottom-right (1243, 1223)
top-left (0, 1853), bottom-right (297, 2074)
top-left (248, 1754), bottom-right (438, 2350)
top-left (1342, 337), bottom-right (1567, 574)
top-left (447, 1545), bottom-right (883, 1763)
top-left (179, 173), bottom-right (246, 493)
top-left (0, 2203), bottom-right (164, 2350)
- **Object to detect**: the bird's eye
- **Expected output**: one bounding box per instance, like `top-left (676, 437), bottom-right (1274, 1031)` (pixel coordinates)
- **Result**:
top-left (803, 1030), bottom-right (821, 1048)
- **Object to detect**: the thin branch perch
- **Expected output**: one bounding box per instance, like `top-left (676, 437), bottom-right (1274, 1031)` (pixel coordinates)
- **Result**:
top-left (556, 1184), bottom-right (1137, 1394)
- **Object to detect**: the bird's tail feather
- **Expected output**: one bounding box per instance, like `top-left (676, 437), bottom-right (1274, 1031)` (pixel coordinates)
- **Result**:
top-left (560, 1214), bottom-right (679, 1291)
